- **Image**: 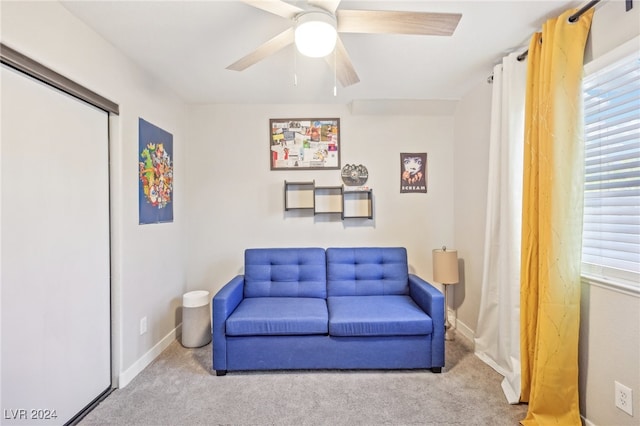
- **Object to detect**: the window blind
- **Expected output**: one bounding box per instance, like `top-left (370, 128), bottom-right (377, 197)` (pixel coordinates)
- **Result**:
top-left (582, 47), bottom-right (640, 288)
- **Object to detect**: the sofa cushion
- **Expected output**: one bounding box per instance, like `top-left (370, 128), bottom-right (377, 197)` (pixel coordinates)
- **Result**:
top-left (244, 248), bottom-right (327, 298)
top-left (326, 247), bottom-right (409, 296)
top-left (327, 295), bottom-right (432, 337)
top-left (226, 297), bottom-right (328, 336)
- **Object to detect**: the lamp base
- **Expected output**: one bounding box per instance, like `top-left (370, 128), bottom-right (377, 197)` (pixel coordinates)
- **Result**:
top-left (443, 283), bottom-right (455, 341)
top-left (445, 323), bottom-right (456, 341)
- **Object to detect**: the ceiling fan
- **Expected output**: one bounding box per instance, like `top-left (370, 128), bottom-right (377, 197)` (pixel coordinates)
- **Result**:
top-left (226, 0), bottom-right (462, 87)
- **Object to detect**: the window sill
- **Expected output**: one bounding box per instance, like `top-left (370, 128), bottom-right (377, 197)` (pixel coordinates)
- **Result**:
top-left (581, 273), bottom-right (640, 298)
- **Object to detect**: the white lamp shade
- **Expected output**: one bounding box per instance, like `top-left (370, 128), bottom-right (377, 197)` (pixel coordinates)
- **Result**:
top-left (433, 248), bottom-right (459, 284)
top-left (295, 11), bottom-right (337, 58)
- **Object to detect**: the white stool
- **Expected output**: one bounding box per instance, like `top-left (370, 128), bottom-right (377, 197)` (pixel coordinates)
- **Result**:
top-left (182, 290), bottom-right (211, 348)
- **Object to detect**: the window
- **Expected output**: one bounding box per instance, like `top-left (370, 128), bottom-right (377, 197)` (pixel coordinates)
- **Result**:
top-left (582, 36), bottom-right (640, 293)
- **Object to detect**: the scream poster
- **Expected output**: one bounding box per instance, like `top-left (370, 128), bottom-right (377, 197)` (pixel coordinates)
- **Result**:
top-left (400, 153), bottom-right (427, 193)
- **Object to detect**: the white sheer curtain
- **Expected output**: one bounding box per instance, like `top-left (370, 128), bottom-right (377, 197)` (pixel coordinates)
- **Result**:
top-left (474, 52), bottom-right (526, 404)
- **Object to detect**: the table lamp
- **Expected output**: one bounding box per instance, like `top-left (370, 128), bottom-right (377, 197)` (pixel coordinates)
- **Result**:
top-left (433, 246), bottom-right (459, 341)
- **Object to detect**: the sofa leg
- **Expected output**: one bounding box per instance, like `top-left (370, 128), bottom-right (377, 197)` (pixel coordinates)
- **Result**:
top-left (216, 370), bottom-right (227, 376)
top-left (431, 367), bottom-right (442, 373)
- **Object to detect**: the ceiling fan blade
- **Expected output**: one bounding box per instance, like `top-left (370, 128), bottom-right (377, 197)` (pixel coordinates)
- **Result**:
top-left (226, 28), bottom-right (294, 71)
top-left (337, 10), bottom-right (461, 36)
top-left (240, 0), bottom-right (303, 19)
top-left (325, 37), bottom-right (360, 87)
top-left (307, 0), bottom-right (342, 14)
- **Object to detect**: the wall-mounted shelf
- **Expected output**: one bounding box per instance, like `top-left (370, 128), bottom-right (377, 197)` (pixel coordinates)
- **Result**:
top-left (314, 185), bottom-right (344, 215)
top-left (283, 181), bottom-right (373, 220)
top-left (284, 180), bottom-right (315, 211)
top-left (343, 189), bottom-right (373, 219)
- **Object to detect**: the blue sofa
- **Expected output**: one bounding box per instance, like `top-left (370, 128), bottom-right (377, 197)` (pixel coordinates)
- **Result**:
top-left (212, 247), bottom-right (445, 376)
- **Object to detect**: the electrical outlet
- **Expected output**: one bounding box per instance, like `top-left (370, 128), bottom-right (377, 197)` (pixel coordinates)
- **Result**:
top-left (615, 381), bottom-right (633, 416)
top-left (140, 316), bottom-right (147, 335)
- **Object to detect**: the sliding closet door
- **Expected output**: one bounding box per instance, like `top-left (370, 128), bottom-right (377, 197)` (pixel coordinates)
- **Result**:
top-left (1, 64), bottom-right (111, 425)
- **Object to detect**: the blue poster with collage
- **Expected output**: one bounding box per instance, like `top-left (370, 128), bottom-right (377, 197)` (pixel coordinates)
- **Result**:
top-left (138, 118), bottom-right (174, 224)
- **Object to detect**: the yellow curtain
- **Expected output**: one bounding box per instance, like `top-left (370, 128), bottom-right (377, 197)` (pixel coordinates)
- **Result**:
top-left (520, 8), bottom-right (594, 426)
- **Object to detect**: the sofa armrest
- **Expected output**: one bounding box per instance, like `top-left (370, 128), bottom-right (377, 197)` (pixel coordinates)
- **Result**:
top-left (212, 275), bottom-right (245, 373)
top-left (408, 274), bottom-right (445, 368)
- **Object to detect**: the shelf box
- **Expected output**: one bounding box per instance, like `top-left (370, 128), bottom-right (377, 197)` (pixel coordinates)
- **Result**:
top-left (284, 181), bottom-right (315, 210)
top-left (343, 190), bottom-right (373, 219)
top-left (314, 186), bottom-right (343, 215)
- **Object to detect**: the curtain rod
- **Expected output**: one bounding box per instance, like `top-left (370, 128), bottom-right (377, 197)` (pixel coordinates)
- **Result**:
top-left (516, 0), bottom-right (602, 62)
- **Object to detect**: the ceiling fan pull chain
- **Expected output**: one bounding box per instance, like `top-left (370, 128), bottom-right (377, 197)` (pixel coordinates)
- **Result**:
top-left (294, 50), bottom-right (298, 86)
top-left (333, 49), bottom-right (337, 96)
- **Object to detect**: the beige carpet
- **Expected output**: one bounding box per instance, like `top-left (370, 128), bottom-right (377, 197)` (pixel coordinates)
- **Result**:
top-left (79, 336), bottom-right (528, 425)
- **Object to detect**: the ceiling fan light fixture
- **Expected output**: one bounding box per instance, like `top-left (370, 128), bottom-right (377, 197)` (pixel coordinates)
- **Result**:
top-left (294, 11), bottom-right (337, 58)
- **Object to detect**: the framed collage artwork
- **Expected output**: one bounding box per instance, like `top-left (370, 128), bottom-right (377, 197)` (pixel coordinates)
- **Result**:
top-left (270, 118), bottom-right (340, 170)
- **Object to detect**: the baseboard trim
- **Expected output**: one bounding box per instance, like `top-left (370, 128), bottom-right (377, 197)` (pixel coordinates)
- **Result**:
top-left (118, 323), bottom-right (182, 388)
top-left (581, 415), bottom-right (596, 426)
top-left (454, 318), bottom-right (475, 346)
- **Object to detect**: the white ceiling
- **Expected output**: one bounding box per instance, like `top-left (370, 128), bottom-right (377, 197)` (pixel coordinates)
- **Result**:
top-left (60, 0), bottom-right (582, 104)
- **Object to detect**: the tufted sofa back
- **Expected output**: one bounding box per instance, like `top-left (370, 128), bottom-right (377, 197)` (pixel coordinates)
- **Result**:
top-left (244, 248), bottom-right (327, 298)
top-left (326, 247), bottom-right (409, 296)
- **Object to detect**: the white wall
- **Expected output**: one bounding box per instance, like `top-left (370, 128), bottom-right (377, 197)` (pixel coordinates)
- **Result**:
top-left (0, 1), bottom-right (187, 387)
top-left (453, 2), bottom-right (640, 425)
top-left (452, 81), bottom-right (493, 338)
top-left (185, 104), bottom-right (456, 295)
